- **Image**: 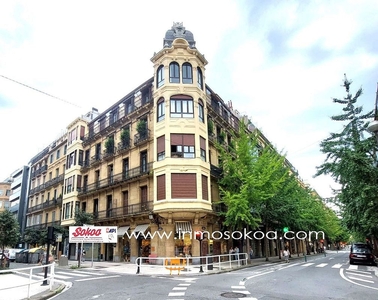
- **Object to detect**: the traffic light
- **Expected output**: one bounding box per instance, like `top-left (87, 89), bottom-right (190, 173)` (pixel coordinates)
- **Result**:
top-left (47, 226), bottom-right (55, 240)
top-left (195, 231), bottom-right (203, 241)
top-left (283, 227), bottom-right (289, 233)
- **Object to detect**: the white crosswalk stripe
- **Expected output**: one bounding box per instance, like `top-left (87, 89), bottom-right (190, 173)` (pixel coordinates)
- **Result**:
top-left (315, 263), bottom-right (328, 268)
top-left (332, 263), bottom-right (343, 268)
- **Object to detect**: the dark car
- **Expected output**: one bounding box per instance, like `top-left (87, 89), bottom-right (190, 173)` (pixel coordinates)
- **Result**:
top-left (349, 243), bottom-right (376, 265)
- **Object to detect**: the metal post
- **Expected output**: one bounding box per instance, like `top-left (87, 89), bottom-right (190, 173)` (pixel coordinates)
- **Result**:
top-left (41, 242), bottom-right (51, 286)
top-left (136, 257), bottom-right (140, 274)
top-left (91, 243), bottom-right (94, 268)
top-left (199, 239), bottom-right (203, 273)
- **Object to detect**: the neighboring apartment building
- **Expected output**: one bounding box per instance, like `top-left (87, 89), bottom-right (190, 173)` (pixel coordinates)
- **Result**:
top-left (24, 23), bottom-right (306, 262)
top-left (9, 166), bottom-right (30, 247)
top-left (0, 180), bottom-right (11, 213)
top-left (26, 134), bottom-right (67, 243)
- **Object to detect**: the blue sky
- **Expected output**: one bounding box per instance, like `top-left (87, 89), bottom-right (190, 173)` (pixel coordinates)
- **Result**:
top-left (1, 0), bottom-right (377, 200)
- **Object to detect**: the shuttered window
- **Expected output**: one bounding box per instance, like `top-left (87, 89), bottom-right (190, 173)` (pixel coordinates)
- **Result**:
top-left (157, 174), bottom-right (166, 201)
top-left (171, 173), bottom-right (196, 198)
top-left (171, 134), bottom-right (195, 158)
top-left (157, 135), bottom-right (165, 161)
top-left (200, 136), bottom-right (206, 161)
top-left (202, 175), bottom-right (208, 200)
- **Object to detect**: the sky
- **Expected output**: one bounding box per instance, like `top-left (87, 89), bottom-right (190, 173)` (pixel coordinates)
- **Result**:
top-left (1, 0), bottom-right (377, 200)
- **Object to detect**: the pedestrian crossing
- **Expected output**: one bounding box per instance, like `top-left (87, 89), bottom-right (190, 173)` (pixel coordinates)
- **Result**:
top-left (34, 269), bottom-right (120, 282)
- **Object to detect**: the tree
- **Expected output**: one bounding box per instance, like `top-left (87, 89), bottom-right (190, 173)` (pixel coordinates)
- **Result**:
top-left (218, 122), bottom-right (288, 231)
top-left (0, 210), bottom-right (20, 253)
top-left (74, 209), bottom-right (94, 226)
top-left (315, 74), bottom-right (378, 243)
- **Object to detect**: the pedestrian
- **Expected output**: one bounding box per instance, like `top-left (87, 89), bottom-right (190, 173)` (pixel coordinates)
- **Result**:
top-left (234, 246), bottom-right (239, 260)
top-left (283, 247), bottom-right (290, 263)
top-left (229, 247), bottom-right (234, 261)
top-left (249, 248), bottom-right (254, 259)
top-left (82, 248), bottom-right (86, 262)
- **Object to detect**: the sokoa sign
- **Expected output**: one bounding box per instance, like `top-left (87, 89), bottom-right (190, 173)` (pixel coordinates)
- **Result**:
top-left (69, 226), bottom-right (118, 243)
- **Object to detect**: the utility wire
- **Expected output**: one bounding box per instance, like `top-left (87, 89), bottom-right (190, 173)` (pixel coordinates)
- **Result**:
top-left (0, 74), bottom-right (81, 108)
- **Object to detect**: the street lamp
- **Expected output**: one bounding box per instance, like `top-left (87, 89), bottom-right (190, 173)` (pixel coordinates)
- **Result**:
top-left (195, 231), bottom-right (204, 273)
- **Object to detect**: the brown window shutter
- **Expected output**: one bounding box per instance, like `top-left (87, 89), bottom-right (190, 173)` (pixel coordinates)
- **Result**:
top-left (80, 126), bottom-right (85, 139)
top-left (183, 134), bottom-right (195, 146)
top-left (157, 174), bottom-right (166, 201)
top-left (171, 133), bottom-right (183, 145)
top-left (202, 175), bottom-right (208, 200)
top-left (157, 135), bottom-right (165, 153)
top-left (171, 94), bottom-right (193, 100)
top-left (171, 173), bottom-right (196, 198)
top-left (200, 136), bottom-right (206, 150)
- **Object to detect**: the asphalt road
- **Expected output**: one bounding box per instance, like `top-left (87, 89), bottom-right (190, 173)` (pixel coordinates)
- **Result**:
top-left (49, 251), bottom-right (377, 300)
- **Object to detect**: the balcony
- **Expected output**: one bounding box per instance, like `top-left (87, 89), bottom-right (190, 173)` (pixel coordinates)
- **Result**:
top-left (80, 160), bottom-right (90, 171)
top-left (77, 162), bottom-right (153, 197)
top-left (118, 140), bottom-right (131, 154)
top-left (93, 200), bottom-right (153, 222)
top-left (90, 154), bottom-right (102, 167)
top-left (210, 164), bottom-right (222, 178)
top-left (134, 130), bottom-right (150, 146)
top-left (103, 148), bottom-right (116, 161)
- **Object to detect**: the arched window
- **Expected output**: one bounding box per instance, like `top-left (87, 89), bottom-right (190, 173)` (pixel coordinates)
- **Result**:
top-left (169, 62), bottom-right (180, 83)
top-left (157, 98), bottom-right (165, 122)
top-left (182, 63), bottom-right (193, 84)
top-left (197, 67), bottom-right (203, 89)
top-left (170, 95), bottom-right (194, 118)
top-left (198, 99), bottom-right (204, 123)
top-left (157, 65), bottom-right (165, 88)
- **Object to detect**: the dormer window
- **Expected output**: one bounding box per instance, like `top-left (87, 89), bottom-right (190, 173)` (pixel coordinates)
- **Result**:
top-left (169, 62), bottom-right (180, 83)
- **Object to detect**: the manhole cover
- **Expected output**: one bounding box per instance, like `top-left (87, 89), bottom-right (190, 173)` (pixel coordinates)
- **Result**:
top-left (220, 292), bottom-right (247, 298)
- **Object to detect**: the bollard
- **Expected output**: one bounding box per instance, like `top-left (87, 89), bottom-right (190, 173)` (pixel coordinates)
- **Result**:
top-left (304, 254), bottom-right (307, 262)
top-left (324, 251), bottom-right (326, 257)
top-left (136, 257), bottom-right (140, 274)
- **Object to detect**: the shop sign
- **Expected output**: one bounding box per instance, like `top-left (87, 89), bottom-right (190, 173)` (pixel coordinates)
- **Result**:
top-left (69, 226), bottom-right (118, 243)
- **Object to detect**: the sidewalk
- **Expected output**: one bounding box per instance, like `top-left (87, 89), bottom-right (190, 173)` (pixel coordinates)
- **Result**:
top-left (1, 251), bottom-right (332, 300)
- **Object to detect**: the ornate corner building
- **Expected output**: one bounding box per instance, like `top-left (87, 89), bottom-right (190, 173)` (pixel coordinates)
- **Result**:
top-left (25, 23), bottom-right (289, 262)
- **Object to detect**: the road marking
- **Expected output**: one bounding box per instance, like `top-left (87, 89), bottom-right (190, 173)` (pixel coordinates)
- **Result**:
top-left (340, 268), bottom-right (378, 291)
top-left (316, 263), bottom-right (328, 268)
top-left (231, 286), bottom-right (245, 289)
top-left (241, 298), bottom-right (258, 300)
top-left (345, 272), bottom-right (372, 278)
top-left (75, 275), bottom-right (120, 282)
top-left (332, 264), bottom-right (343, 268)
top-left (348, 265), bottom-right (358, 270)
top-left (168, 292), bottom-right (185, 296)
top-left (172, 287), bottom-right (187, 291)
top-left (234, 290), bottom-right (251, 294)
top-left (329, 257), bottom-right (334, 260)
top-left (178, 283), bottom-right (191, 286)
top-left (246, 270), bottom-right (274, 279)
top-left (346, 269), bottom-right (371, 275)
top-left (73, 270), bottom-right (105, 275)
top-left (348, 276), bottom-right (374, 283)
top-left (55, 271), bottom-right (89, 277)
top-left (301, 263), bottom-right (314, 267)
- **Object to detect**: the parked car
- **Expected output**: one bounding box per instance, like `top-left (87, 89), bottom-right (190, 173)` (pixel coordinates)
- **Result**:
top-left (7, 249), bottom-right (24, 262)
top-left (349, 243), bottom-right (376, 265)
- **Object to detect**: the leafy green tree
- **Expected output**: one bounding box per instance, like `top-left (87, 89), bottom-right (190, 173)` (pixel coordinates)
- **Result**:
top-left (23, 227), bottom-right (42, 246)
top-left (218, 122), bottom-right (288, 231)
top-left (74, 209), bottom-right (94, 226)
top-left (0, 210), bottom-right (20, 253)
top-left (315, 74), bottom-right (378, 242)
